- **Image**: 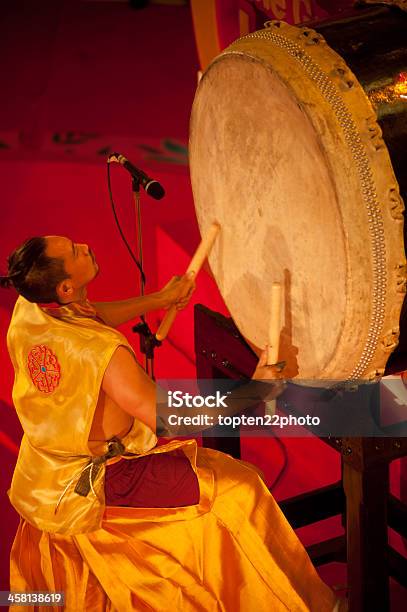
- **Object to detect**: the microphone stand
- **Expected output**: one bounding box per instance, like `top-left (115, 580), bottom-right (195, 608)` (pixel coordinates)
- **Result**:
top-left (131, 177), bottom-right (161, 379)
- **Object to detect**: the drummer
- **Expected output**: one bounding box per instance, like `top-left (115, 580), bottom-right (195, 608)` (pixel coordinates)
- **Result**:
top-left (1, 234), bottom-right (344, 612)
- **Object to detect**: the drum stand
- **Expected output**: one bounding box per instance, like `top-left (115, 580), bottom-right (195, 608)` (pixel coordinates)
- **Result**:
top-left (194, 304), bottom-right (407, 612)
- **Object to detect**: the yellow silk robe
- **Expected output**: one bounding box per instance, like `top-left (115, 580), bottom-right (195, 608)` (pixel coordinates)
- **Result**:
top-left (7, 297), bottom-right (336, 611)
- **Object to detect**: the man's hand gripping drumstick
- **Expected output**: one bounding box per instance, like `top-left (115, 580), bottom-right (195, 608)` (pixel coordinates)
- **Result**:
top-left (158, 273), bottom-right (196, 311)
top-left (156, 222), bottom-right (221, 341)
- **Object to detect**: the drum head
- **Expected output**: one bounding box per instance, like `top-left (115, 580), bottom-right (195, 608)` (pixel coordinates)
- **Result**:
top-left (190, 21), bottom-right (405, 380)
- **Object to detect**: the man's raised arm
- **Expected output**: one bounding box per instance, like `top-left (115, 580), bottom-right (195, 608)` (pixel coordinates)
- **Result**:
top-left (93, 273), bottom-right (195, 327)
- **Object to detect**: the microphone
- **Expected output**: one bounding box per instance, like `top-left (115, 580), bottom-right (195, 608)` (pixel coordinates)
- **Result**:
top-left (108, 153), bottom-right (165, 200)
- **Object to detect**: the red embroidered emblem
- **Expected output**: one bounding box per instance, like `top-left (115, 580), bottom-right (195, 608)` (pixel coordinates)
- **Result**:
top-left (27, 345), bottom-right (61, 393)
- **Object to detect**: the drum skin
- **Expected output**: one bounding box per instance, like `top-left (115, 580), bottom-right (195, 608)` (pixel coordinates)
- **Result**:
top-left (189, 8), bottom-right (406, 381)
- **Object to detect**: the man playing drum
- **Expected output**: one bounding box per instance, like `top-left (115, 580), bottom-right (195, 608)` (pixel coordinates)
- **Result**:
top-left (1, 235), bottom-right (344, 611)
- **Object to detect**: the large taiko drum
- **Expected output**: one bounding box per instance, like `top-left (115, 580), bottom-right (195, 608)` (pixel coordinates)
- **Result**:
top-left (189, 4), bottom-right (407, 381)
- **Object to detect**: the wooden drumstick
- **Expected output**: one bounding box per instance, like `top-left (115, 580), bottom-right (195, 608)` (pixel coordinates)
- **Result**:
top-left (156, 222), bottom-right (221, 341)
top-left (267, 282), bottom-right (282, 365)
top-left (265, 282), bottom-right (283, 416)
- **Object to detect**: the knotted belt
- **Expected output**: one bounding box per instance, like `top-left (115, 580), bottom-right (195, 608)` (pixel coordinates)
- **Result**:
top-left (54, 437), bottom-right (128, 514)
top-left (74, 437), bottom-right (126, 497)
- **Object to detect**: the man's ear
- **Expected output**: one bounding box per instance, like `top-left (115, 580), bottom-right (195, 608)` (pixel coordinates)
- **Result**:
top-left (56, 279), bottom-right (74, 303)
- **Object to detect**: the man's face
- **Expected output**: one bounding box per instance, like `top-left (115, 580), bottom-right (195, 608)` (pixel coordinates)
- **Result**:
top-left (45, 235), bottom-right (99, 294)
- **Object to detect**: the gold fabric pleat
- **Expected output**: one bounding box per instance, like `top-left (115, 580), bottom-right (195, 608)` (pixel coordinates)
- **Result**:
top-left (10, 439), bottom-right (336, 612)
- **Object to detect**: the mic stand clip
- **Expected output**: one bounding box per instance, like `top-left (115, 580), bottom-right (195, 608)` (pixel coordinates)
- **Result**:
top-left (133, 321), bottom-right (162, 361)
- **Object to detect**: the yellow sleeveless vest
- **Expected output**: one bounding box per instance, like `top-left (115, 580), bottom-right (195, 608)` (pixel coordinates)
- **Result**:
top-left (7, 296), bottom-right (157, 534)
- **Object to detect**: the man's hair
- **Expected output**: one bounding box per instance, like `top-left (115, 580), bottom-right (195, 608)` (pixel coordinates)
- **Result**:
top-left (0, 237), bottom-right (69, 303)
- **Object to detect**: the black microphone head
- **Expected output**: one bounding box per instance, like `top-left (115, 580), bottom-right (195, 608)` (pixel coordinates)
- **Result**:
top-left (108, 152), bottom-right (121, 162)
top-left (145, 180), bottom-right (165, 200)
